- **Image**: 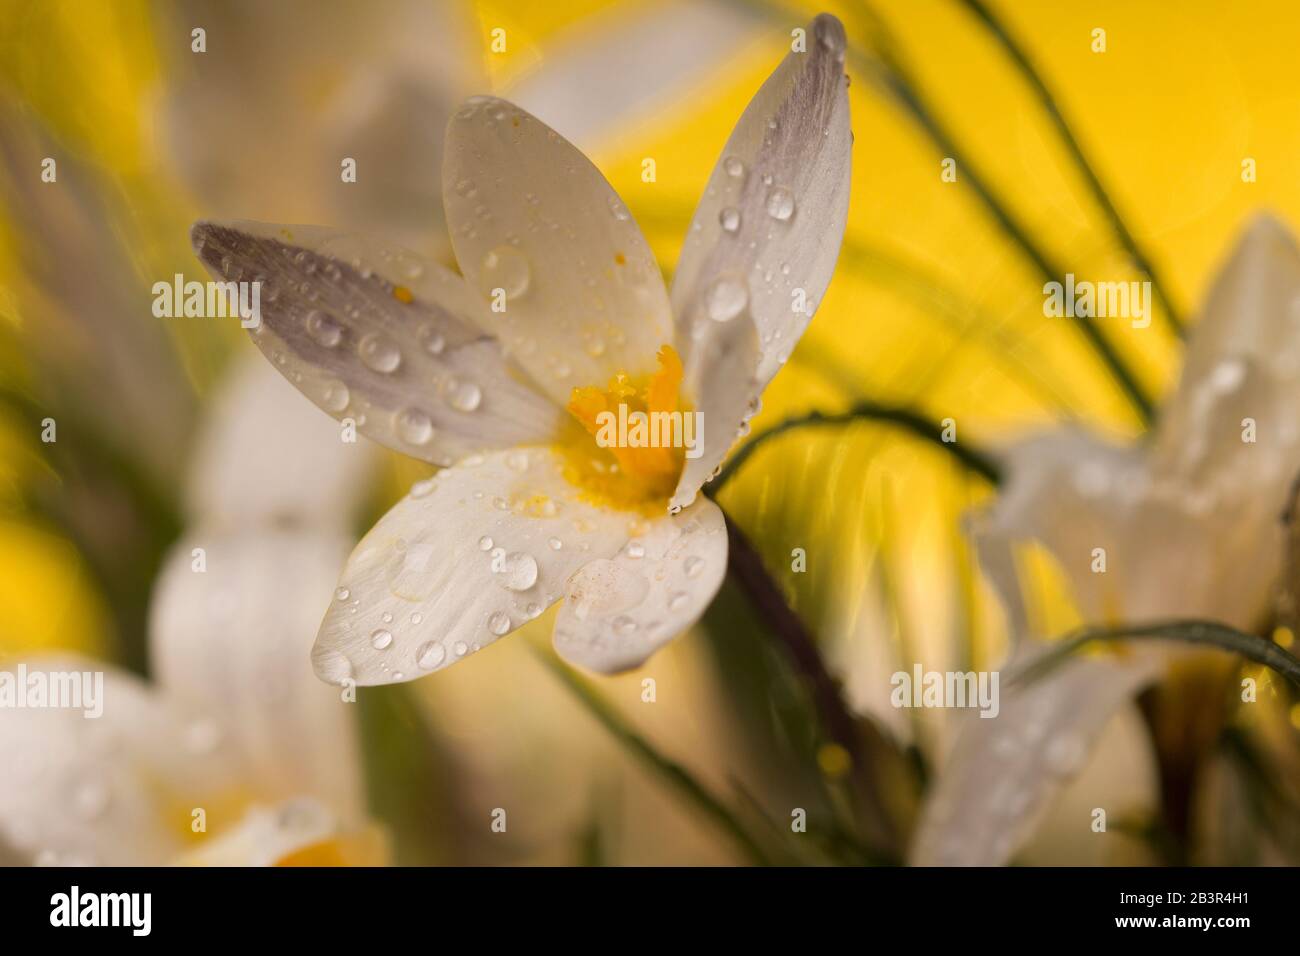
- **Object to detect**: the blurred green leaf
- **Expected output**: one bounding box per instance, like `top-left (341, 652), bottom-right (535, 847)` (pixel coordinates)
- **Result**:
top-left (1015, 619), bottom-right (1300, 688)
top-left (532, 647), bottom-right (773, 865)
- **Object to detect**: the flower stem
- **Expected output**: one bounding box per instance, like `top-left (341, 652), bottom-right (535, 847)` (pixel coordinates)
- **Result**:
top-left (720, 511), bottom-right (899, 858)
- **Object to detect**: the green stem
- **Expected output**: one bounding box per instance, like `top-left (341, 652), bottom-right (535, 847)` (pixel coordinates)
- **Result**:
top-left (532, 648), bottom-right (773, 865)
top-left (710, 399), bottom-right (1003, 494)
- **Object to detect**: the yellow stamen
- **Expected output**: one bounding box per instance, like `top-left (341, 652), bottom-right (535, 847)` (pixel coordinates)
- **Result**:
top-left (562, 344), bottom-right (688, 512)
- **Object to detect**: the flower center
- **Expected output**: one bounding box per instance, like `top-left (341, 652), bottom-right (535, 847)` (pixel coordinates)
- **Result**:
top-left (562, 344), bottom-right (687, 513)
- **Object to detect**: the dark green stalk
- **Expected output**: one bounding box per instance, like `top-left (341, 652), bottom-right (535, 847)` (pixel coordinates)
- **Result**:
top-left (710, 400), bottom-right (1003, 495)
top-left (532, 648), bottom-right (773, 865)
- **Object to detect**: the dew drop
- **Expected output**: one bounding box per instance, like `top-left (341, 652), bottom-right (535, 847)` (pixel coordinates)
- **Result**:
top-left (625, 541), bottom-right (646, 559)
top-left (419, 324), bottom-right (446, 355)
top-left (396, 408), bottom-right (434, 445)
top-left (335, 587), bottom-right (350, 601)
top-left (548, 537), bottom-right (563, 551)
top-left (416, 641), bottom-right (446, 670)
top-left (613, 615), bottom-right (637, 635)
top-left (446, 378), bottom-right (482, 412)
top-left (305, 310), bottom-right (342, 347)
top-left (724, 156), bottom-right (745, 178)
top-left (765, 186), bottom-right (795, 221)
top-left (322, 380), bottom-right (351, 412)
top-left (704, 275), bottom-right (749, 323)
top-left (684, 556), bottom-right (705, 579)
top-left (488, 611), bottom-right (511, 636)
top-left (494, 551), bottom-right (539, 591)
top-left (719, 207), bottom-right (741, 233)
top-left (478, 536), bottom-right (494, 551)
top-left (480, 246), bottom-right (531, 299)
top-left (669, 591), bottom-right (689, 611)
top-left (370, 629), bottom-right (394, 650)
top-left (359, 333), bottom-right (402, 373)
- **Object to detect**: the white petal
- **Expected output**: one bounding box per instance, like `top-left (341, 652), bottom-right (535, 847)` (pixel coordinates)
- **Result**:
top-left (312, 447), bottom-right (633, 686)
top-left (553, 495), bottom-right (728, 672)
top-left (909, 649), bottom-right (1161, 866)
top-left (191, 220), bottom-right (562, 466)
top-left (0, 657), bottom-right (229, 866)
top-left (1151, 214), bottom-right (1300, 505)
top-left (442, 96), bottom-right (675, 406)
top-left (186, 354), bottom-right (379, 527)
top-left (149, 529), bottom-right (366, 820)
top-left (669, 312), bottom-right (760, 512)
top-left (159, 0), bottom-right (482, 251)
top-left (985, 426), bottom-right (1286, 629)
top-left (173, 797), bottom-right (386, 867)
top-left (671, 13), bottom-right (851, 388)
top-left (506, 0), bottom-right (767, 153)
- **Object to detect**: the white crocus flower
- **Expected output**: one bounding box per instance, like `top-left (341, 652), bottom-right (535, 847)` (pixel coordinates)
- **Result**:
top-left (0, 533), bottom-right (378, 866)
top-left (912, 215), bottom-right (1300, 865)
top-left (190, 14), bottom-right (852, 684)
top-left (0, 357), bottom-right (379, 867)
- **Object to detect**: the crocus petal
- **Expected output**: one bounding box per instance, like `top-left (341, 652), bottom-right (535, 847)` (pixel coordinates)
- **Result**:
top-left (506, 0), bottom-right (767, 152)
top-left (0, 657), bottom-right (230, 866)
top-left (312, 447), bottom-right (633, 686)
top-left (671, 13), bottom-right (851, 386)
top-left (149, 530), bottom-right (366, 821)
top-left (666, 14), bottom-right (851, 506)
top-left (191, 220), bottom-right (562, 466)
top-left (986, 426), bottom-right (1289, 631)
top-left (553, 495), bottom-right (728, 672)
top-left (910, 649), bottom-right (1161, 866)
top-left (442, 96), bottom-right (675, 406)
top-left (186, 354), bottom-right (379, 528)
top-left (173, 797), bottom-right (387, 867)
top-left (669, 315), bottom-right (760, 511)
top-left (1150, 214), bottom-right (1300, 520)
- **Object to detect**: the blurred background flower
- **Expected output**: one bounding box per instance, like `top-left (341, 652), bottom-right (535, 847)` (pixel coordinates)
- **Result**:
top-left (1, 0), bottom-right (1298, 866)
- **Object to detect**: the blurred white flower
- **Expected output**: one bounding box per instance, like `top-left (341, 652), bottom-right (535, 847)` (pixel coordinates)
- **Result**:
top-left (913, 215), bottom-right (1300, 865)
top-left (191, 14), bottom-right (853, 685)
top-left (0, 352), bottom-right (380, 866)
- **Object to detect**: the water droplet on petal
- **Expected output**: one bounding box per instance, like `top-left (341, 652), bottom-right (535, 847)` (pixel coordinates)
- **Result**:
top-left (419, 324), bottom-right (446, 355)
top-left (613, 615), bottom-right (637, 635)
top-left (494, 551), bottom-right (539, 591)
top-left (723, 155), bottom-right (745, 178)
top-left (359, 333), bottom-right (402, 373)
top-left (704, 275), bottom-right (749, 322)
top-left (371, 629), bottom-right (394, 650)
top-left (480, 246), bottom-right (531, 299)
top-left (446, 378), bottom-right (482, 412)
top-left (335, 587), bottom-right (350, 601)
top-left (684, 556), bottom-right (705, 579)
top-left (395, 408), bottom-right (434, 445)
top-left (719, 207), bottom-right (741, 233)
top-left (765, 186), bottom-right (795, 221)
top-left (454, 640), bottom-right (470, 656)
top-left (478, 536), bottom-right (494, 551)
top-left (669, 591), bottom-right (689, 611)
top-left (416, 641), bottom-right (446, 670)
top-left (322, 380), bottom-right (351, 412)
top-left (305, 310), bottom-right (342, 347)
top-left (625, 541), bottom-right (646, 559)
